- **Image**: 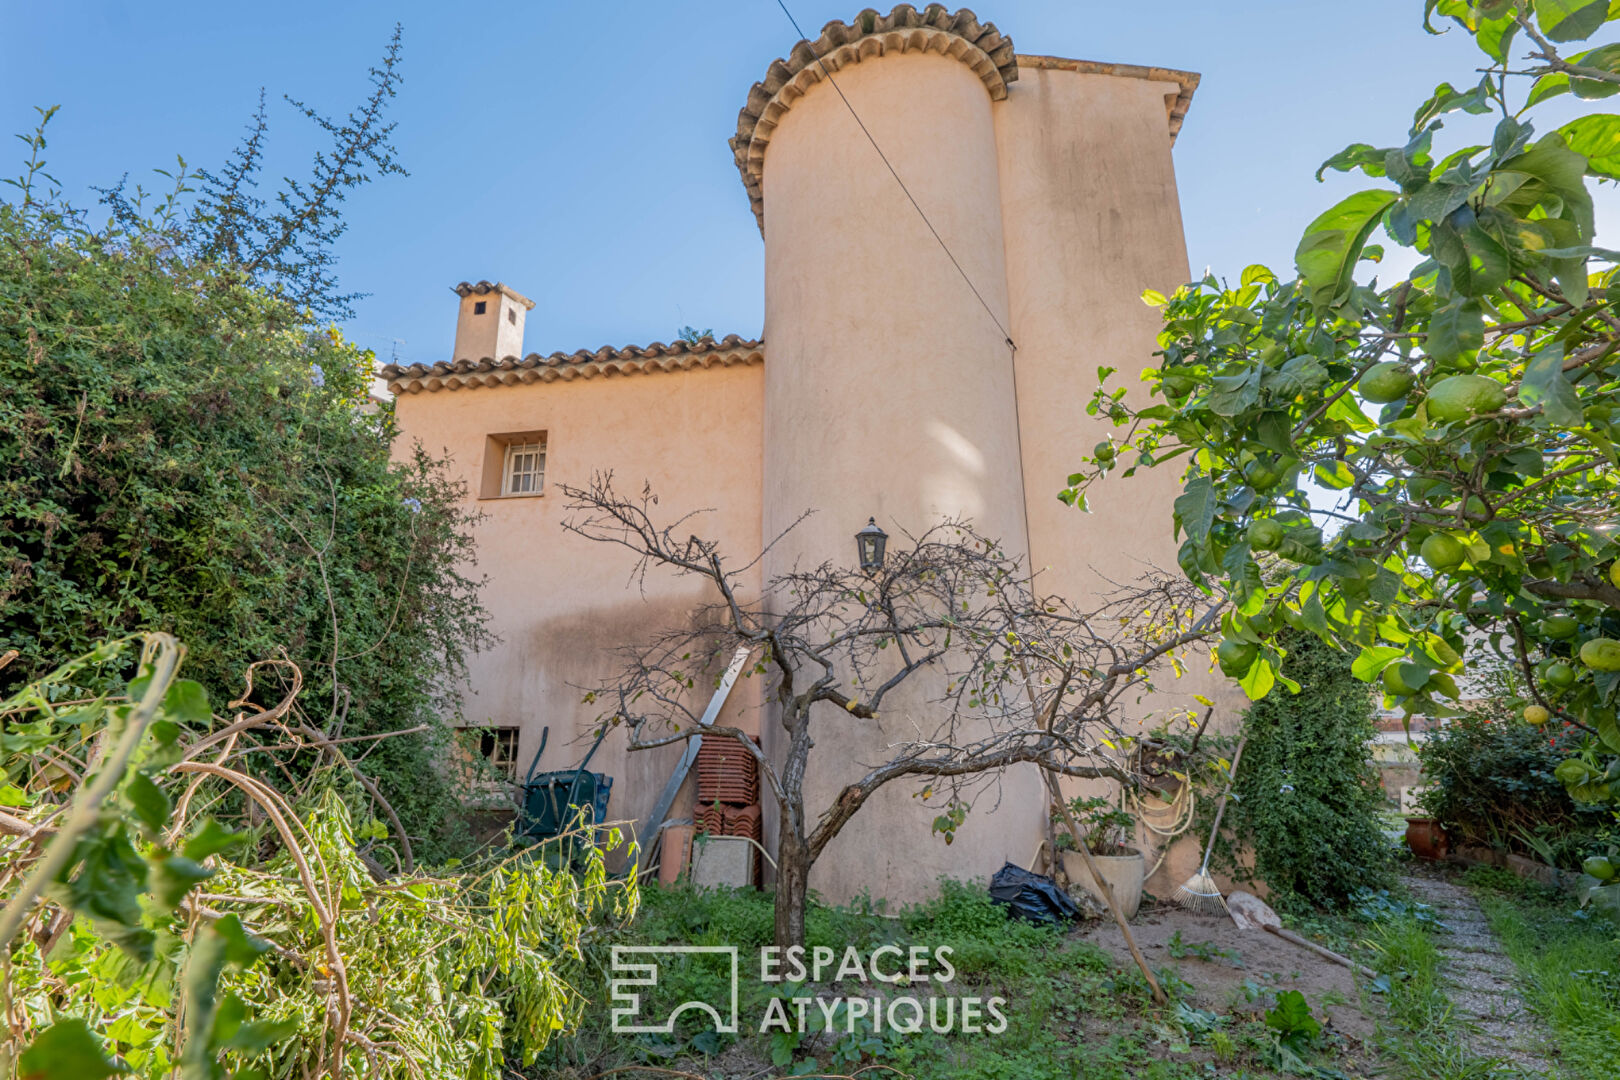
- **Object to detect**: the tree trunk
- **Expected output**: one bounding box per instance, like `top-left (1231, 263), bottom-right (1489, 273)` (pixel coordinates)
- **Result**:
top-left (774, 832), bottom-right (811, 951)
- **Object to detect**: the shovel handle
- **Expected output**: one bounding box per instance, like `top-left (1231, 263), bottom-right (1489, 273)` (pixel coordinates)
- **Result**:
top-left (1263, 924), bottom-right (1378, 980)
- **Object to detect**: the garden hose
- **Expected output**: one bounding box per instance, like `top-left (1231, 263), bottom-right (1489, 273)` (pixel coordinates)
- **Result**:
top-left (1128, 779), bottom-right (1198, 880)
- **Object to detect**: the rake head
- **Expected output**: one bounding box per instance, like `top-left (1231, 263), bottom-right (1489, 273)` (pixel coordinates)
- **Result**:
top-left (1173, 872), bottom-right (1228, 914)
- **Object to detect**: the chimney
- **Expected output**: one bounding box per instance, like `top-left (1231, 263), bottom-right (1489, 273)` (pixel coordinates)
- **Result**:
top-left (451, 281), bottom-right (534, 360)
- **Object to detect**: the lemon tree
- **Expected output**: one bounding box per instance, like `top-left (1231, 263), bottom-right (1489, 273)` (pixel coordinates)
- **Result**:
top-left (1065, 1), bottom-right (1620, 902)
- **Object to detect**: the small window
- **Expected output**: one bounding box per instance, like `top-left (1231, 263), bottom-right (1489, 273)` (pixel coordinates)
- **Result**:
top-left (503, 439), bottom-right (546, 495)
top-left (479, 727), bottom-right (519, 782)
top-left (480, 430), bottom-right (547, 499)
top-left (473, 300), bottom-right (487, 315)
top-left (507, 308), bottom-right (517, 325)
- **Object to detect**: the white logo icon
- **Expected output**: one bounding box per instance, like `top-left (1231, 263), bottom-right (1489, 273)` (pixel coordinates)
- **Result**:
top-left (610, 945), bottom-right (739, 1034)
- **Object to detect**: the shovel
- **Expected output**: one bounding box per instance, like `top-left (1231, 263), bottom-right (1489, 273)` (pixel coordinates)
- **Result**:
top-left (1226, 890), bottom-right (1377, 980)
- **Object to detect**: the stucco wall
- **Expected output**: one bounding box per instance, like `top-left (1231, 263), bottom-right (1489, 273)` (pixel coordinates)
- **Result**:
top-left (993, 64), bottom-right (1247, 895)
top-left (760, 50), bottom-right (1046, 905)
top-left (391, 363), bottom-right (766, 861)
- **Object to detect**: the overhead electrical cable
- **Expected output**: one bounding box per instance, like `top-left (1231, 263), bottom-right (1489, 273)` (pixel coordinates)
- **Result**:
top-left (769, 0), bottom-right (1016, 352)
top-left (767, 2), bottom-right (1045, 731)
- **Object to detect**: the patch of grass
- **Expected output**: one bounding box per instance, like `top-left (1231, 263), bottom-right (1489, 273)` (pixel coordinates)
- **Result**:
top-left (1362, 913), bottom-right (1521, 1079)
top-left (545, 877), bottom-right (1394, 1078)
top-left (902, 878), bottom-right (1074, 981)
top-left (1467, 871), bottom-right (1620, 1080)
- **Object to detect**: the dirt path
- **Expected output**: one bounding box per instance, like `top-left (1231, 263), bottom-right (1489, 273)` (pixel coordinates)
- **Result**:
top-left (1402, 870), bottom-right (1547, 1070)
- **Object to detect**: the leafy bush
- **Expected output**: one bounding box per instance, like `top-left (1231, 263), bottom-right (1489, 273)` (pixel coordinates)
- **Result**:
top-left (1224, 630), bottom-right (1392, 908)
top-left (1418, 706), bottom-right (1605, 869)
top-left (1, 110), bottom-right (488, 858)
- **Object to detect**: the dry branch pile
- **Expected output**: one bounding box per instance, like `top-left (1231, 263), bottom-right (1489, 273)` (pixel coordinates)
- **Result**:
top-left (0, 635), bottom-right (636, 1080)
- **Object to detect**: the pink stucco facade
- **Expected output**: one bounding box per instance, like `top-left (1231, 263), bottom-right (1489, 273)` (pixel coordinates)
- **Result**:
top-left (386, 8), bottom-right (1243, 904)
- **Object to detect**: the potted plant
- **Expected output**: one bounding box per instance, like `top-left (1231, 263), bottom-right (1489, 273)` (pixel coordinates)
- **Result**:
top-left (1055, 795), bottom-right (1145, 918)
top-left (1402, 786), bottom-right (1448, 861)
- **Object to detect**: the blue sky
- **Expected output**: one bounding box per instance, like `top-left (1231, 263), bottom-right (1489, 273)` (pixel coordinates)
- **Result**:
top-left (2, 1), bottom-right (1610, 368)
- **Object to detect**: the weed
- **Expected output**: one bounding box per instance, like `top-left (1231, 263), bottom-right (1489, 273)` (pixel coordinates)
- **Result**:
top-left (1361, 911), bottom-right (1528, 1079)
top-left (1166, 929), bottom-right (1243, 967)
top-left (1264, 989), bottom-right (1322, 1053)
top-left (1350, 885), bottom-right (1445, 928)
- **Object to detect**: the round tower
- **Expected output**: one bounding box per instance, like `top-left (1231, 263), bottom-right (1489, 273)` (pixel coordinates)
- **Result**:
top-left (734, 8), bottom-right (1042, 903)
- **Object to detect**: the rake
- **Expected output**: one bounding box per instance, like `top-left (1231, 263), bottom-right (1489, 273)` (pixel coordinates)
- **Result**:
top-left (1174, 736), bottom-right (1248, 913)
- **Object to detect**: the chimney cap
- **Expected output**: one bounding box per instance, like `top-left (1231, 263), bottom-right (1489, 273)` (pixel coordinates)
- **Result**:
top-left (452, 280), bottom-right (536, 310)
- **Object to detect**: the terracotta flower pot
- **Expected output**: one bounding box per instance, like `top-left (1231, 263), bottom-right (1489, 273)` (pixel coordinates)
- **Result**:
top-left (1405, 817), bottom-right (1448, 861)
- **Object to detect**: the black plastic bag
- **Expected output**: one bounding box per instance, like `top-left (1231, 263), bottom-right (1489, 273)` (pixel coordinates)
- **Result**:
top-left (988, 862), bottom-right (1081, 925)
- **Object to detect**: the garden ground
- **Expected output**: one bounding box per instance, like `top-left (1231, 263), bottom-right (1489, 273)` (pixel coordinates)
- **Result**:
top-left (533, 861), bottom-right (1614, 1079)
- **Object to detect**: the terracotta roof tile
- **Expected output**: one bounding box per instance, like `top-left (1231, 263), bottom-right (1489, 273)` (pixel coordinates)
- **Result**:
top-left (730, 5), bottom-right (1018, 234)
top-left (728, 7), bottom-right (1202, 235)
top-left (453, 280), bottom-right (536, 310)
top-left (381, 334), bottom-right (763, 395)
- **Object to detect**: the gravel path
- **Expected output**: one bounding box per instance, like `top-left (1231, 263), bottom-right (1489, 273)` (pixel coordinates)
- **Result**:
top-left (1403, 870), bottom-right (1549, 1072)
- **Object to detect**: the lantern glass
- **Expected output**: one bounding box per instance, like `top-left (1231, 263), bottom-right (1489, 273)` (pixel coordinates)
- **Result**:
top-left (855, 518), bottom-right (888, 573)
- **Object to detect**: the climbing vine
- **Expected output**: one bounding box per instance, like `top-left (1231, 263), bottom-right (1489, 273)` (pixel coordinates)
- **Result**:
top-left (1223, 631), bottom-right (1393, 909)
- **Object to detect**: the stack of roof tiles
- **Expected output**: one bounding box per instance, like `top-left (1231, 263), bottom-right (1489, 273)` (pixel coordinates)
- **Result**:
top-left (695, 737), bottom-right (761, 843)
top-left (697, 739), bottom-right (759, 805)
top-left (693, 803), bottom-right (762, 844)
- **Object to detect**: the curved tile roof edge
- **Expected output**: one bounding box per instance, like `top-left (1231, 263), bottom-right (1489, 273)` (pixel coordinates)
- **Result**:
top-left (452, 280), bottom-right (537, 309)
top-left (729, 5), bottom-right (1017, 235)
top-left (382, 335), bottom-right (764, 395)
top-left (726, 6), bottom-right (1203, 235)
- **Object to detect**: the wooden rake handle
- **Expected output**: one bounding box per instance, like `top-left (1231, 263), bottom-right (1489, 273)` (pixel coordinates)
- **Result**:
top-left (1196, 737), bottom-right (1248, 876)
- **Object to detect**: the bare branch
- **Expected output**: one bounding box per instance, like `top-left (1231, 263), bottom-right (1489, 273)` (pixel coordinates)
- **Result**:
top-left (568, 477), bottom-right (1221, 948)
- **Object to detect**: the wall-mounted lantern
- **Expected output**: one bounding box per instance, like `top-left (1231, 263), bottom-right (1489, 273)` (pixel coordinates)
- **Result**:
top-left (855, 517), bottom-right (888, 573)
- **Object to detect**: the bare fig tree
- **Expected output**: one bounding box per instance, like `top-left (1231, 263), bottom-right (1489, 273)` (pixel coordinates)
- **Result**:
top-left (564, 475), bottom-right (1220, 949)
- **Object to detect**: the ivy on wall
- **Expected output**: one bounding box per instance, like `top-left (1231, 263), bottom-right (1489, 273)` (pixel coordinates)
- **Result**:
top-left (1223, 630), bottom-right (1393, 909)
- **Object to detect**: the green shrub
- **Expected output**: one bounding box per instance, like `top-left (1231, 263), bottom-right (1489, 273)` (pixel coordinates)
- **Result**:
top-left (0, 127), bottom-right (488, 860)
top-left (1418, 708), bottom-right (1605, 869)
top-left (1224, 630), bottom-right (1392, 908)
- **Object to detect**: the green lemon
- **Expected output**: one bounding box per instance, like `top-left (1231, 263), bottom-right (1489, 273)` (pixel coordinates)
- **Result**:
top-left (1545, 662), bottom-right (1577, 690)
top-left (1381, 662), bottom-right (1428, 697)
top-left (1610, 562), bottom-right (1620, 590)
top-left (1542, 615), bottom-right (1580, 639)
top-left (1420, 533), bottom-right (1468, 572)
top-left (1585, 856), bottom-right (1617, 881)
top-left (1216, 639), bottom-right (1259, 677)
top-left (1579, 638), bottom-right (1620, 672)
top-left (1427, 374), bottom-right (1507, 423)
top-left (1523, 704), bottom-right (1550, 726)
top-left (1243, 460), bottom-right (1284, 492)
top-left (1359, 362), bottom-right (1416, 403)
top-left (1094, 440), bottom-right (1116, 463)
top-left (1161, 373), bottom-right (1197, 399)
top-left (1248, 519), bottom-right (1285, 551)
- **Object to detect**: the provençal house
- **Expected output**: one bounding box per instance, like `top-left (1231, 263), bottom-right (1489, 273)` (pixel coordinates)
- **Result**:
top-left (382, 5), bottom-right (1238, 905)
